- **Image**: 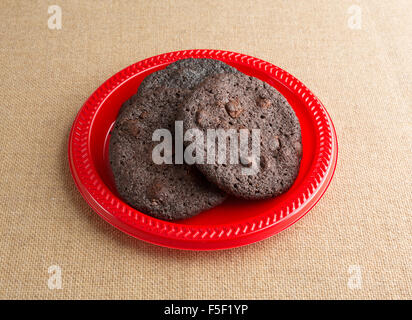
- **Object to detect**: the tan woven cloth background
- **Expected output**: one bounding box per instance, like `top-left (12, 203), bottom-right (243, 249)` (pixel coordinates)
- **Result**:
top-left (0, 0), bottom-right (411, 299)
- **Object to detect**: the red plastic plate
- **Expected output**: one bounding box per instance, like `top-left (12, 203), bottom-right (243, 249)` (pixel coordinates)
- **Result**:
top-left (68, 49), bottom-right (338, 250)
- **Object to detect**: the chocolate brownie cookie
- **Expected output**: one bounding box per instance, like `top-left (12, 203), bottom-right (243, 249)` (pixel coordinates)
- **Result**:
top-left (138, 58), bottom-right (238, 93)
top-left (109, 59), bottom-right (235, 220)
top-left (181, 72), bottom-right (302, 200)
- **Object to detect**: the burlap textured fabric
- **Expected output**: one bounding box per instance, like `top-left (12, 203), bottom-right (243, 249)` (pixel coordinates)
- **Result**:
top-left (0, 0), bottom-right (410, 299)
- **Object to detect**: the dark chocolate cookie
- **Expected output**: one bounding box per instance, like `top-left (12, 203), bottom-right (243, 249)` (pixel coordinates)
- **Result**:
top-left (181, 72), bottom-right (302, 200)
top-left (138, 58), bottom-right (238, 93)
top-left (109, 59), bottom-right (235, 220)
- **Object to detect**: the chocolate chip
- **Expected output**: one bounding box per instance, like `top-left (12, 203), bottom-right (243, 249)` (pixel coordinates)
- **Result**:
top-left (257, 97), bottom-right (272, 109)
top-left (196, 109), bottom-right (208, 127)
top-left (225, 98), bottom-right (243, 118)
top-left (270, 136), bottom-right (280, 152)
top-left (294, 141), bottom-right (302, 157)
top-left (240, 155), bottom-right (253, 167)
top-left (147, 180), bottom-right (166, 201)
top-left (120, 119), bottom-right (140, 137)
top-left (139, 111), bottom-right (148, 119)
